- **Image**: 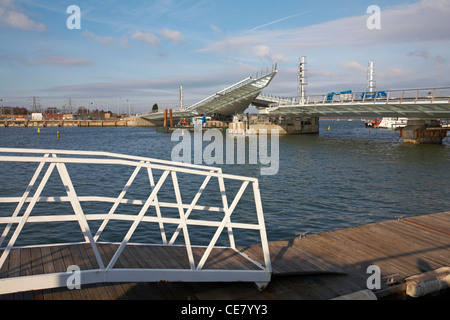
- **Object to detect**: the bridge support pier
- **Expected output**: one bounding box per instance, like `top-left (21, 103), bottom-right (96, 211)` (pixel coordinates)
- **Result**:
top-left (398, 120), bottom-right (448, 145)
top-left (278, 116), bottom-right (319, 134)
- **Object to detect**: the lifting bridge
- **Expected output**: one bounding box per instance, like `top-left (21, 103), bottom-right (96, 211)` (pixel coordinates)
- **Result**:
top-left (255, 87), bottom-right (450, 119)
top-left (139, 67), bottom-right (277, 122)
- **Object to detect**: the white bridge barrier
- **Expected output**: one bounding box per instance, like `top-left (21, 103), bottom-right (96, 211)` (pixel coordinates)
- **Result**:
top-left (0, 148), bottom-right (272, 294)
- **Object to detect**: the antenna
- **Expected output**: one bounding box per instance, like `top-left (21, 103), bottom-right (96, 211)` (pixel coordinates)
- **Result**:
top-left (367, 61), bottom-right (376, 92)
top-left (298, 56), bottom-right (308, 104)
top-left (179, 85), bottom-right (184, 110)
top-left (29, 96), bottom-right (41, 112)
top-left (68, 98), bottom-right (73, 113)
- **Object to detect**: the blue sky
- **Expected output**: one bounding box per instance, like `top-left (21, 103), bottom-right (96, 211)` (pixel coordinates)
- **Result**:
top-left (0, 0), bottom-right (449, 113)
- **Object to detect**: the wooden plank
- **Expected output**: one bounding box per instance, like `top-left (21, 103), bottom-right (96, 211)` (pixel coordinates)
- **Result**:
top-left (29, 247), bottom-right (44, 300)
top-left (0, 250), bottom-right (8, 279)
top-left (303, 230), bottom-right (406, 278)
top-left (7, 248), bottom-right (21, 278)
top-left (80, 243), bottom-right (111, 300)
top-left (58, 245), bottom-right (83, 300)
top-left (192, 247), bottom-right (259, 271)
top-left (321, 225), bottom-right (441, 276)
top-left (356, 222), bottom-right (446, 259)
top-left (40, 247), bottom-right (55, 274)
top-left (159, 245), bottom-right (191, 269)
top-left (241, 243), bottom-right (346, 276)
top-left (425, 212), bottom-right (450, 223)
top-left (153, 246), bottom-right (196, 299)
top-left (405, 214), bottom-right (450, 235)
top-left (102, 244), bottom-right (142, 300)
top-left (96, 244), bottom-right (130, 300)
top-left (271, 246), bottom-right (343, 275)
top-left (68, 245), bottom-right (97, 300)
top-left (294, 236), bottom-right (372, 291)
top-left (363, 221), bottom-right (450, 267)
top-left (48, 246), bottom-right (72, 300)
top-left (40, 246), bottom-right (56, 300)
top-left (124, 245), bottom-right (175, 299)
top-left (376, 219), bottom-right (449, 246)
top-left (374, 220), bottom-right (450, 265)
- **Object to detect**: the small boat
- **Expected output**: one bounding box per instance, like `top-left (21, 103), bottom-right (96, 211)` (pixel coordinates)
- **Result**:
top-left (377, 117), bottom-right (408, 129)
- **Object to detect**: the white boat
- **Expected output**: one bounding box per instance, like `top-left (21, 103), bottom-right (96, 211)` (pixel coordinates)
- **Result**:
top-left (378, 117), bottom-right (408, 129)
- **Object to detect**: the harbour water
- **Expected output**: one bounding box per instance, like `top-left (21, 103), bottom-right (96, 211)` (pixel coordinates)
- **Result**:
top-left (1, 120), bottom-right (449, 247)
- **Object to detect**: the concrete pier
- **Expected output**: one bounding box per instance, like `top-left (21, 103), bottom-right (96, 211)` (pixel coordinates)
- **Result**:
top-left (398, 120), bottom-right (448, 144)
top-left (228, 117), bottom-right (319, 135)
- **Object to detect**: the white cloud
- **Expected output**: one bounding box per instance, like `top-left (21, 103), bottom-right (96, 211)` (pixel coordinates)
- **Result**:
top-left (339, 61), bottom-right (367, 73)
top-left (83, 31), bottom-right (114, 46)
top-left (119, 35), bottom-right (130, 48)
top-left (131, 31), bottom-right (160, 47)
top-left (210, 25), bottom-right (222, 35)
top-left (159, 28), bottom-right (187, 45)
top-left (29, 54), bottom-right (94, 67)
top-left (406, 50), bottom-right (445, 64)
top-left (200, 0), bottom-right (450, 60)
top-left (0, 0), bottom-right (46, 31)
top-left (379, 67), bottom-right (415, 79)
top-left (254, 45), bottom-right (287, 63)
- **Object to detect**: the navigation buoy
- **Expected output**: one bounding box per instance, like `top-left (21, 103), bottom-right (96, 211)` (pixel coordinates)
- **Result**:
top-left (37, 128), bottom-right (40, 133)
top-left (57, 131), bottom-right (60, 139)
top-left (328, 126), bottom-right (331, 131)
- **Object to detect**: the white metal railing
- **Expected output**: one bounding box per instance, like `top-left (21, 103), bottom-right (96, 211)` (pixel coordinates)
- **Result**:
top-left (259, 86), bottom-right (450, 107)
top-left (0, 148), bottom-right (272, 295)
top-left (186, 64), bottom-right (278, 112)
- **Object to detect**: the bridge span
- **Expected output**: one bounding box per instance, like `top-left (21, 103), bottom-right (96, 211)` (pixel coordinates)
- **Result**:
top-left (256, 87), bottom-right (450, 119)
top-left (255, 87), bottom-right (450, 144)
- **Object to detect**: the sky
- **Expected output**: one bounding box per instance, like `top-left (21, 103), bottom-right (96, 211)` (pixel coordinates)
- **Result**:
top-left (0, 0), bottom-right (449, 113)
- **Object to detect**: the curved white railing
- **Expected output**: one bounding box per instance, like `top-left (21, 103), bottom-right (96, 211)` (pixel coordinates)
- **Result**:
top-left (0, 148), bottom-right (272, 294)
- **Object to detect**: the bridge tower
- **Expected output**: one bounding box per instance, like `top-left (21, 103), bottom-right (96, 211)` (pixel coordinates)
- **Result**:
top-left (298, 56), bottom-right (308, 105)
top-left (179, 85), bottom-right (184, 110)
top-left (367, 61), bottom-right (376, 93)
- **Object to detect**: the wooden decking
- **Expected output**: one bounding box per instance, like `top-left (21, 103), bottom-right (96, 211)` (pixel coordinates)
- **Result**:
top-left (1, 211), bottom-right (449, 300)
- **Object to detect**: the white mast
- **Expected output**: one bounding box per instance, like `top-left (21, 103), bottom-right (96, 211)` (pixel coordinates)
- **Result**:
top-left (367, 61), bottom-right (376, 92)
top-left (179, 85), bottom-right (184, 110)
top-left (298, 56), bottom-right (308, 104)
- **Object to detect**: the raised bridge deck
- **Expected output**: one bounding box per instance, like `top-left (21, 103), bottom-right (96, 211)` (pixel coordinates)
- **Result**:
top-left (1, 211), bottom-right (448, 300)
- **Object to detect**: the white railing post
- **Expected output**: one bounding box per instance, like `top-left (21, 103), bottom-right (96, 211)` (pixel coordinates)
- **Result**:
top-left (0, 154), bottom-right (49, 248)
top-left (197, 181), bottom-right (249, 270)
top-left (146, 163), bottom-right (167, 244)
top-left (106, 170), bottom-right (170, 270)
top-left (171, 171), bottom-right (196, 270)
top-left (252, 181), bottom-right (272, 273)
top-left (0, 160), bottom-right (56, 270)
top-left (94, 164), bottom-right (142, 242)
top-left (169, 173), bottom-right (212, 246)
top-left (218, 174), bottom-right (235, 249)
top-left (54, 155), bottom-right (106, 270)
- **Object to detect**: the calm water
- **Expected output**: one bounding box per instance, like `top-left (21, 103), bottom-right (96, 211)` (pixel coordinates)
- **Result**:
top-left (1, 121), bottom-right (449, 246)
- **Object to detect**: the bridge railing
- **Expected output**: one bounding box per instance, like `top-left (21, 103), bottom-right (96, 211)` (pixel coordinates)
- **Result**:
top-left (187, 68), bottom-right (278, 113)
top-left (0, 148), bottom-right (272, 294)
top-left (260, 87), bottom-right (450, 107)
